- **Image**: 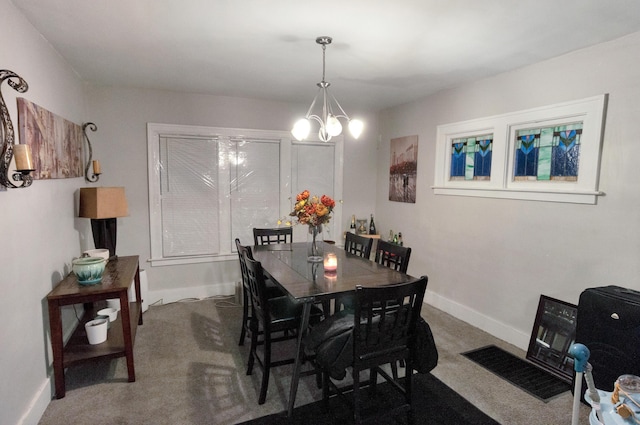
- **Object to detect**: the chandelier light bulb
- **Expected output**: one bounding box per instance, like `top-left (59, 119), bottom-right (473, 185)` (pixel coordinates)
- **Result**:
top-left (326, 114), bottom-right (342, 137)
top-left (291, 118), bottom-right (311, 141)
top-left (348, 119), bottom-right (364, 139)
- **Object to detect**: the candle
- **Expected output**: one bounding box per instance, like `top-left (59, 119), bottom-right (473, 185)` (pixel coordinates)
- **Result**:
top-left (13, 144), bottom-right (34, 171)
top-left (92, 160), bottom-right (101, 175)
top-left (324, 253), bottom-right (337, 272)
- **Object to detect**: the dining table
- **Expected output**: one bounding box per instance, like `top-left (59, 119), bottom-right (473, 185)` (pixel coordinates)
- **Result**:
top-left (252, 241), bottom-right (415, 416)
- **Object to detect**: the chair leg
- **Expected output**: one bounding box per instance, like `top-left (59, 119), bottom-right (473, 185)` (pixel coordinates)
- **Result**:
top-left (238, 289), bottom-right (250, 346)
top-left (390, 361), bottom-right (399, 380)
top-left (369, 367), bottom-right (379, 394)
top-left (246, 319), bottom-right (257, 375)
top-left (353, 369), bottom-right (362, 424)
top-left (405, 365), bottom-right (414, 425)
top-left (322, 370), bottom-right (330, 408)
top-left (258, 338), bottom-right (271, 405)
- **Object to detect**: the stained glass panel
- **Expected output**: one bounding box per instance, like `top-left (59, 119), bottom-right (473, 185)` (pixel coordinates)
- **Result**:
top-left (450, 134), bottom-right (492, 181)
top-left (515, 123), bottom-right (582, 182)
top-left (450, 140), bottom-right (466, 179)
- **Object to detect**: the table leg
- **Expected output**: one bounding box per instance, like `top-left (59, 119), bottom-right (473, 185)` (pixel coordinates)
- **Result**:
top-left (119, 291), bottom-right (136, 382)
top-left (133, 265), bottom-right (143, 325)
top-left (287, 301), bottom-right (312, 416)
top-left (48, 300), bottom-right (65, 398)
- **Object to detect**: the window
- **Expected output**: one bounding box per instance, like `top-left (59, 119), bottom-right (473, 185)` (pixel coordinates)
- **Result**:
top-left (147, 123), bottom-right (343, 266)
top-left (433, 95), bottom-right (607, 204)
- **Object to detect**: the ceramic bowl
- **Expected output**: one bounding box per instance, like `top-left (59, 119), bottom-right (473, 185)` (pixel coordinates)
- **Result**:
top-left (84, 248), bottom-right (110, 261)
top-left (72, 257), bottom-right (106, 285)
top-left (97, 307), bottom-right (118, 322)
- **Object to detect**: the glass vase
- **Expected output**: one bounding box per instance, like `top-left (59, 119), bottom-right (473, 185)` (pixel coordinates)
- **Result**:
top-left (307, 224), bottom-right (324, 262)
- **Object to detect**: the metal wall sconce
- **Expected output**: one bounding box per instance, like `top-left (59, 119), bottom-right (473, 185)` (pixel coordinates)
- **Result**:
top-left (0, 69), bottom-right (34, 189)
top-left (83, 122), bottom-right (101, 183)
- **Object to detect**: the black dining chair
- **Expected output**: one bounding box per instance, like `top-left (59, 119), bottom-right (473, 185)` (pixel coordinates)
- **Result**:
top-left (253, 227), bottom-right (293, 245)
top-left (374, 239), bottom-right (412, 274)
top-left (241, 247), bottom-right (323, 404)
top-left (310, 276), bottom-right (428, 424)
top-left (333, 233), bottom-right (375, 314)
top-left (235, 238), bottom-right (285, 346)
top-left (344, 232), bottom-right (373, 259)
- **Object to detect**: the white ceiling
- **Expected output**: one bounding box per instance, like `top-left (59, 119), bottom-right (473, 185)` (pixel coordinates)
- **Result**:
top-left (12, 0), bottom-right (640, 111)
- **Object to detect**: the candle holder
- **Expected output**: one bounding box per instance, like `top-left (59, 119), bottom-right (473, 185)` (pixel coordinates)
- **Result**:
top-left (324, 252), bottom-right (338, 274)
top-left (83, 122), bottom-right (101, 183)
top-left (0, 70), bottom-right (33, 189)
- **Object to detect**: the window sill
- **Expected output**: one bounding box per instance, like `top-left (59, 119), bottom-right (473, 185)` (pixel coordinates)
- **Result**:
top-left (432, 186), bottom-right (604, 204)
top-left (148, 254), bottom-right (237, 267)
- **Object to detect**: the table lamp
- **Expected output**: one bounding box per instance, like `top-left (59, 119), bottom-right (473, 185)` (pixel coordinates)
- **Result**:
top-left (78, 187), bottom-right (129, 259)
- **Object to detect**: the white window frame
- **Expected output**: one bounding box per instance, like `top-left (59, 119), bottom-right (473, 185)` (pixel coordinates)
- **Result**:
top-left (432, 95), bottom-right (607, 204)
top-left (147, 123), bottom-right (343, 266)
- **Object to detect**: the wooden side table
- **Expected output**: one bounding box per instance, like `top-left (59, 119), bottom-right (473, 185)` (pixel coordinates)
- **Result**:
top-left (46, 255), bottom-right (143, 399)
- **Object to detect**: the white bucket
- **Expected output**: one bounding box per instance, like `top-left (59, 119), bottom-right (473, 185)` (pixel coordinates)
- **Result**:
top-left (85, 318), bottom-right (108, 345)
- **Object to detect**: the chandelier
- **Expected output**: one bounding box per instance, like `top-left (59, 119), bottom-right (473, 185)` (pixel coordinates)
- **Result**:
top-left (291, 36), bottom-right (364, 142)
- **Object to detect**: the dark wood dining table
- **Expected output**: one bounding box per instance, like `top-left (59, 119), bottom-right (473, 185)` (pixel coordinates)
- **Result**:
top-left (252, 241), bottom-right (415, 416)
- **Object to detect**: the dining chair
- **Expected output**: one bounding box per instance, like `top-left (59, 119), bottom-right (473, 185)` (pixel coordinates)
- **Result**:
top-left (374, 239), bottom-right (412, 274)
top-left (241, 248), bottom-right (323, 404)
top-left (235, 238), bottom-right (285, 346)
top-left (344, 232), bottom-right (373, 259)
top-left (253, 227), bottom-right (293, 245)
top-left (311, 276), bottom-right (428, 424)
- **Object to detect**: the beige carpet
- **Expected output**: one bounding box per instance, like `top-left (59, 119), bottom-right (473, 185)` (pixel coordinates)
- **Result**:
top-left (38, 297), bottom-right (591, 425)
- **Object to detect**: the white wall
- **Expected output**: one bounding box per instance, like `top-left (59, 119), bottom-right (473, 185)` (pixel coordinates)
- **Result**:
top-left (0, 1), bottom-right (88, 424)
top-left (84, 85), bottom-right (379, 304)
top-left (377, 31), bottom-right (640, 349)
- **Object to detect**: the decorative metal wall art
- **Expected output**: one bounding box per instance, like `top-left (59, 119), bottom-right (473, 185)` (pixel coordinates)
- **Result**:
top-left (83, 122), bottom-right (100, 183)
top-left (0, 70), bottom-right (33, 189)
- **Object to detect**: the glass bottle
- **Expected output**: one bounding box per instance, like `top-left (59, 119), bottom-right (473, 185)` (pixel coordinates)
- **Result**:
top-left (350, 215), bottom-right (356, 233)
top-left (388, 229), bottom-right (394, 242)
top-left (398, 232), bottom-right (403, 246)
top-left (369, 214), bottom-right (376, 235)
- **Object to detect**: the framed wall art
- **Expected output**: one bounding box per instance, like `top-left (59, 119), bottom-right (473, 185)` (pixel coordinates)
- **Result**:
top-left (17, 97), bottom-right (83, 180)
top-left (389, 135), bottom-right (418, 203)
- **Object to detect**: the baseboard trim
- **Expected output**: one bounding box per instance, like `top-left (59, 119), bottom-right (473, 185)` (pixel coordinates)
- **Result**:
top-left (146, 281), bottom-right (238, 307)
top-left (18, 378), bottom-right (52, 425)
top-left (424, 290), bottom-right (530, 351)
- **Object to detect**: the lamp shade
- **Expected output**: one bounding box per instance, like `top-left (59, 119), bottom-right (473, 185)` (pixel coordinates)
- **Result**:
top-left (79, 187), bottom-right (129, 219)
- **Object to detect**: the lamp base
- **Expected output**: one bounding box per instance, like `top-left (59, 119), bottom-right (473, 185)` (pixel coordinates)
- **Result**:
top-left (90, 218), bottom-right (118, 259)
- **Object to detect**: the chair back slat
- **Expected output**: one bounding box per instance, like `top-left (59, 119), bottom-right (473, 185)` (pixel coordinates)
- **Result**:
top-left (353, 277), bottom-right (428, 367)
top-left (344, 232), bottom-right (373, 259)
top-left (238, 242), bottom-right (271, 325)
top-left (374, 239), bottom-right (412, 273)
top-left (253, 227), bottom-right (293, 245)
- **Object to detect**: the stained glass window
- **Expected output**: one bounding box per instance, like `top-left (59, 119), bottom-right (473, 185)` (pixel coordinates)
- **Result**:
top-left (515, 123), bottom-right (582, 181)
top-left (450, 134), bottom-right (492, 181)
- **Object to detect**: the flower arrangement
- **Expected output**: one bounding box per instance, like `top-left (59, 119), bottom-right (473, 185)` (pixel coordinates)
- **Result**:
top-left (288, 190), bottom-right (336, 227)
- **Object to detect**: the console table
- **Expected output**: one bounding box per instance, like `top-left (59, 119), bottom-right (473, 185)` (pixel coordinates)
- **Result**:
top-left (47, 255), bottom-right (143, 398)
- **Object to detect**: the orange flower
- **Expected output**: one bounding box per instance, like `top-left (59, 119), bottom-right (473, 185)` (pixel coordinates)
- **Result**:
top-left (321, 195), bottom-right (335, 208)
top-left (296, 190), bottom-right (310, 201)
top-left (316, 204), bottom-right (328, 217)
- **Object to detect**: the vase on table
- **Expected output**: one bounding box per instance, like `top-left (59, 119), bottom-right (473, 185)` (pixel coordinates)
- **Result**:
top-left (307, 224), bottom-right (324, 262)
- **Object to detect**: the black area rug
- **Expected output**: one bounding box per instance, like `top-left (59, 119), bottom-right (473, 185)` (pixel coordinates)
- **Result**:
top-left (236, 373), bottom-right (499, 425)
top-left (462, 345), bottom-right (571, 402)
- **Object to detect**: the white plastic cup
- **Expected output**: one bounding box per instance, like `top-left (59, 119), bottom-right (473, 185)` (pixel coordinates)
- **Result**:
top-left (85, 319), bottom-right (108, 345)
